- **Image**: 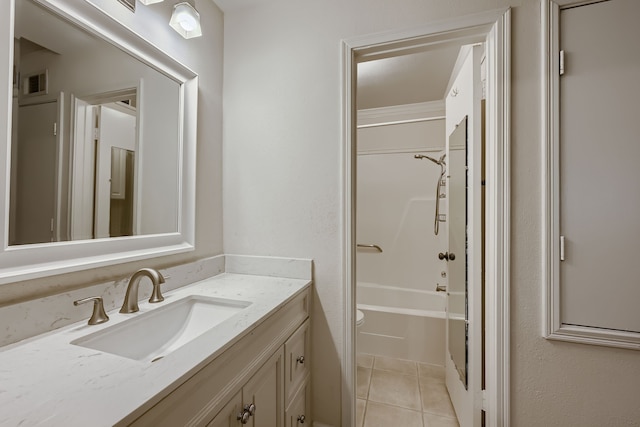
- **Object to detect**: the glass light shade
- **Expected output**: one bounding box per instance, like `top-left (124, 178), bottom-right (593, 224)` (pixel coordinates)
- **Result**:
top-left (169, 3), bottom-right (202, 39)
top-left (139, 0), bottom-right (164, 4)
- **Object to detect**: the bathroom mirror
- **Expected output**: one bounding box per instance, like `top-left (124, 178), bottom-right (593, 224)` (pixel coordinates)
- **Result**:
top-left (447, 116), bottom-right (468, 387)
top-left (0, 0), bottom-right (197, 283)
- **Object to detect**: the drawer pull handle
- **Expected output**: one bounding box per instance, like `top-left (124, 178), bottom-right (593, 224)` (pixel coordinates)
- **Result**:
top-left (297, 415), bottom-right (306, 424)
top-left (296, 356), bottom-right (305, 364)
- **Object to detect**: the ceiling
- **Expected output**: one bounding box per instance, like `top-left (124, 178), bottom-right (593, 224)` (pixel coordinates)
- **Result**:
top-left (212, 0), bottom-right (269, 12)
top-left (210, 0), bottom-right (461, 110)
top-left (356, 45), bottom-right (460, 110)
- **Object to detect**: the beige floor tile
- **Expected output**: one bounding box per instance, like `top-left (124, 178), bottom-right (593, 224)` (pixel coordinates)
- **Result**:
top-left (357, 353), bottom-right (375, 369)
top-left (356, 398), bottom-right (367, 427)
top-left (418, 362), bottom-right (445, 383)
top-left (421, 382), bottom-right (457, 418)
top-left (373, 355), bottom-right (418, 376)
top-left (357, 366), bottom-right (372, 399)
top-left (364, 401), bottom-right (423, 427)
top-left (423, 412), bottom-right (459, 427)
top-left (368, 369), bottom-right (421, 410)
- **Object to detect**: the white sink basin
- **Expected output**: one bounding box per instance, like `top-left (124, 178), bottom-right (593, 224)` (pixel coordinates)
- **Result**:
top-left (71, 295), bottom-right (251, 362)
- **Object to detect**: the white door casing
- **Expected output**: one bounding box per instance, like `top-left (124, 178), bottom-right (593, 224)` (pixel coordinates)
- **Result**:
top-left (341, 8), bottom-right (511, 426)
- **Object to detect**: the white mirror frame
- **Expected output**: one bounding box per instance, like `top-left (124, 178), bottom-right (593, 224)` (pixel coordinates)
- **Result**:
top-left (542, 0), bottom-right (640, 350)
top-left (0, 0), bottom-right (197, 284)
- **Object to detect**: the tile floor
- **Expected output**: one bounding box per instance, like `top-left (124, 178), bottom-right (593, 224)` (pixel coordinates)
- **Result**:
top-left (356, 354), bottom-right (459, 427)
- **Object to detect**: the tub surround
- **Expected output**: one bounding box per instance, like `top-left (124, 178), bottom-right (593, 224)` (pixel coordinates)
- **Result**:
top-left (357, 282), bottom-right (446, 365)
top-left (0, 255), bottom-right (312, 425)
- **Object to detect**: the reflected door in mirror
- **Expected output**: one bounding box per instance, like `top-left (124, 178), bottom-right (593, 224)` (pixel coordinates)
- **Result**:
top-left (9, 101), bottom-right (58, 245)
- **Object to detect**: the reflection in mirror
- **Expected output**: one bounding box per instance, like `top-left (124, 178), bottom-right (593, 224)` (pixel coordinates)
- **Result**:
top-left (9, 0), bottom-right (181, 245)
top-left (447, 116), bottom-right (468, 388)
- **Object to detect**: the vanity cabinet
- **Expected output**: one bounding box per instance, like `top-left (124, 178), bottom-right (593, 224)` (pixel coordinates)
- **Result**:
top-left (125, 288), bottom-right (310, 427)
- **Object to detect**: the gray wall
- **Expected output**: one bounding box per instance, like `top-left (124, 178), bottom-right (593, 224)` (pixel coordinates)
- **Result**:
top-left (221, 0), bottom-right (640, 425)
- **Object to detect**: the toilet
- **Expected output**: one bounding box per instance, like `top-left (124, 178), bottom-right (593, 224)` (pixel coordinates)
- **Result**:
top-left (356, 309), bottom-right (365, 327)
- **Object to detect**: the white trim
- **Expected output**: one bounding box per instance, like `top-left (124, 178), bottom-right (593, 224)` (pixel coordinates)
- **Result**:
top-left (0, 0), bottom-right (197, 284)
top-left (541, 0), bottom-right (640, 350)
top-left (340, 37), bottom-right (357, 427)
top-left (357, 115), bottom-right (445, 130)
top-left (341, 8), bottom-right (511, 427)
top-left (484, 10), bottom-right (511, 425)
top-left (357, 100), bottom-right (445, 126)
top-left (357, 147), bottom-right (445, 156)
top-left (340, 38), bottom-right (357, 427)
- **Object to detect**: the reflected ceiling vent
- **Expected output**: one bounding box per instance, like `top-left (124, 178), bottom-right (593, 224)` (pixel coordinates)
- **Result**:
top-left (23, 69), bottom-right (48, 97)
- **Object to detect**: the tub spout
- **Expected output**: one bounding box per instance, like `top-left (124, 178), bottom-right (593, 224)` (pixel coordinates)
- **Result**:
top-left (436, 284), bottom-right (447, 292)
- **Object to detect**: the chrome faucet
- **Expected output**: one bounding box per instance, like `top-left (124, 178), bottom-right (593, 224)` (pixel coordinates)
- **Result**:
top-left (119, 268), bottom-right (166, 313)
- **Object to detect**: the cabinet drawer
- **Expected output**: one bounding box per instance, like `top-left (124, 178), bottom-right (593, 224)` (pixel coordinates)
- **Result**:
top-left (285, 379), bottom-right (310, 427)
top-left (284, 319), bottom-right (310, 403)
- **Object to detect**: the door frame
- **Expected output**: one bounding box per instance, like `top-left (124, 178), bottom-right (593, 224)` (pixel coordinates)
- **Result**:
top-left (340, 8), bottom-right (511, 426)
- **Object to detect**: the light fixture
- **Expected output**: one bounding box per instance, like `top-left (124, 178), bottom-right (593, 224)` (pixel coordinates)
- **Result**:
top-left (169, 2), bottom-right (202, 39)
top-left (139, 0), bottom-right (164, 4)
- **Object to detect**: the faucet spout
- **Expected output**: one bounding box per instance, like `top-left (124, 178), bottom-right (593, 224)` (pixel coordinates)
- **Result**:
top-left (119, 268), bottom-right (166, 314)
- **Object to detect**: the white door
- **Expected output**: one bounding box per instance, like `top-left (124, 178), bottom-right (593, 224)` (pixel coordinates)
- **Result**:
top-left (559, 0), bottom-right (640, 333)
top-left (445, 44), bottom-right (483, 427)
top-left (70, 98), bottom-right (95, 240)
top-left (12, 101), bottom-right (57, 245)
top-left (94, 104), bottom-right (136, 238)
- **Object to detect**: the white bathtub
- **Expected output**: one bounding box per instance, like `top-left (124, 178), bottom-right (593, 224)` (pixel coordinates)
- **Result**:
top-left (357, 282), bottom-right (446, 366)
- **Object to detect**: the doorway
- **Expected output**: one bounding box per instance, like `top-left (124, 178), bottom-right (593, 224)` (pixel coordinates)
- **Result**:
top-left (342, 9), bottom-right (511, 427)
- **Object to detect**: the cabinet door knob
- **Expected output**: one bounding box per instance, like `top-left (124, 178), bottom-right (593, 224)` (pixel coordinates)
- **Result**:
top-left (237, 404), bottom-right (256, 424)
top-left (237, 411), bottom-right (250, 424)
top-left (245, 403), bottom-right (256, 415)
top-left (296, 356), bottom-right (305, 364)
top-left (297, 415), bottom-right (306, 424)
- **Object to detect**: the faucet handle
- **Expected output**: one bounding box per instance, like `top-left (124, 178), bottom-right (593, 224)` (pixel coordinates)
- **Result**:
top-left (74, 296), bottom-right (109, 325)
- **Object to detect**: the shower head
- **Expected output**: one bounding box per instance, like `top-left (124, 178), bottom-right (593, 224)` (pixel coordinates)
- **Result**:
top-left (414, 153), bottom-right (446, 166)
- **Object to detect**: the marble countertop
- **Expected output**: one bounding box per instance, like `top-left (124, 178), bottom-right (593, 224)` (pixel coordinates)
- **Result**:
top-left (0, 273), bottom-right (311, 426)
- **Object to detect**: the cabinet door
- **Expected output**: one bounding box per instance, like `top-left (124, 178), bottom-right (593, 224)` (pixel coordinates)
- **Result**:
top-left (559, 0), bottom-right (640, 334)
top-left (285, 380), bottom-right (310, 427)
top-left (207, 391), bottom-right (243, 427)
top-left (243, 348), bottom-right (284, 427)
top-left (284, 320), bottom-right (310, 402)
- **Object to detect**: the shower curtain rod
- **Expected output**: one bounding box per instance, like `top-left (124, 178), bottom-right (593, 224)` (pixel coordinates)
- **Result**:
top-left (357, 115), bottom-right (445, 129)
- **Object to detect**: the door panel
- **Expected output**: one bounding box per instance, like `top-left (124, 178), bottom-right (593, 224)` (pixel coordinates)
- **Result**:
top-left (207, 391), bottom-right (243, 427)
top-left (559, 0), bottom-right (640, 333)
top-left (243, 349), bottom-right (284, 427)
